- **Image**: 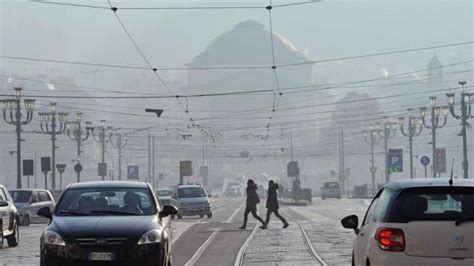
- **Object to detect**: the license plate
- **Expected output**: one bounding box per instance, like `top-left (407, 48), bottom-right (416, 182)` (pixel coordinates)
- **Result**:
top-left (89, 252), bottom-right (113, 261)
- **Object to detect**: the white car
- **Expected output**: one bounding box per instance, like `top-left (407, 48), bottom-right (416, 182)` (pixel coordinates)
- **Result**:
top-left (341, 178), bottom-right (474, 266)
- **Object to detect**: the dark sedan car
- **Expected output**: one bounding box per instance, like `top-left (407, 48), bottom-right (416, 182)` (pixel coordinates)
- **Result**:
top-left (37, 181), bottom-right (177, 266)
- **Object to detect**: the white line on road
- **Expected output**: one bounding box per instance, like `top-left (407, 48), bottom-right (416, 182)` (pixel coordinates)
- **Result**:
top-left (233, 222), bottom-right (258, 266)
top-left (184, 228), bottom-right (221, 266)
top-left (225, 203), bottom-right (243, 223)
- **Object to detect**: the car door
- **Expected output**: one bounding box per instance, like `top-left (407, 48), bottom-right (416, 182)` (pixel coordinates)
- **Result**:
top-left (354, 195), bottom-right (379, 266)
top-left (37, 191), bottom-right (51, 223)
top-left (0, 188), bottom-right (11, 232)
top-left (29, 191), bottom-right (41, 222)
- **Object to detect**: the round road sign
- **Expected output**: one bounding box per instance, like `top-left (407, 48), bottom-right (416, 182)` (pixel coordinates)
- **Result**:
top-left (421, 156), bottom-right (430, 166)
top-left (74, 163), bottom-right (83, 173)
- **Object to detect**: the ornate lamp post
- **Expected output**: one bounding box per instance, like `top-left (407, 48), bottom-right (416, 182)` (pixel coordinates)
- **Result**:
top-left (111, 129), bottom-right (127, 181)
top-left (376, 116), bottom-right (397, 183)
top-left (363, 124), bottom-right (381, 194)
top-left (399, 108), bottom-right (423, 179)
top-left (39, 103), bottom-right (68, 190)
top-left (446, 81), bottom-right (473, 179)
top-left (419, 97), bottom-right (449, 177)
top-left (0, 87), bottom-right (35, 188)
top-left (67, 112), bottom-right (92, 183)
top-left (92, 120), bottom-right (113, 181)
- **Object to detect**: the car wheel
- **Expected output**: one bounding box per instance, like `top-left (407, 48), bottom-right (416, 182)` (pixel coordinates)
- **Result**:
top-left (177, 214), bottom-right (183, 219)
top-left (21, 215), bottom-right (31, 226)
top-left (7, 221), bottom-right (19, 247)
top-left (207, 213), bottom-right (212, 218)
top-left (321, 197), bottom-right (325, 200)
top-left (199, 214), bottom-right (204, 218)
top-left (337, 196), bottom-right (341, 200)
top-left (171, 215), bottom-right (175, 220)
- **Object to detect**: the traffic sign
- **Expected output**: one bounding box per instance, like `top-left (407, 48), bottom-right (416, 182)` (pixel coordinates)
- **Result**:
top-left (41, 157), bottom-right (51, 173)
top-left (23, 159), bottom-right (34, 176)
top-left (98, 162), bottom-right (107, 177)
top-left (287, 161), bottom-right (299, 177)
top-left (127, 165), bottom-right (139, 180)
top-left (420, 156), bottom-right (430, 166)
top-left (74, 163), bottom-right (83, 173)
top-left (434, 148), bottom-right (446, 173)
top-left (180, 161), bottom-right (193, 176)
top-left (56, 164), bottom-right (67, 174)
top-left (388, 149), bottom-right (403, 173)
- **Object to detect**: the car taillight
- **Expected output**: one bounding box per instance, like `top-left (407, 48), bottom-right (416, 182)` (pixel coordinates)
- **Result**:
top-left (375, 228), bottom-right (405, 252)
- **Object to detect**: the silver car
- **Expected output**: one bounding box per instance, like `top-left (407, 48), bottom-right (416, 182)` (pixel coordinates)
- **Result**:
top-left (172, 184), bottom-right (212, 219)
top-left (9, 189), bottom-right (55, 226)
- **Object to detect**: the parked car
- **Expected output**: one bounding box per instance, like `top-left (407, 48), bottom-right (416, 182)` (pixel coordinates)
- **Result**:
top-left (172, 184), bottom-right (212, 219)
top-left (0, 184), bottom-right (20, 247)
top-left (37, 181), bottom-right (177, 265)
top-left (341, 178), bottom-right (474, 266)
top-left (155, 188), bottom-right (177, 207)
top-left (9, 189), bottom-right (55, 226)
top-left (321, 181), bottom-right (341, 199)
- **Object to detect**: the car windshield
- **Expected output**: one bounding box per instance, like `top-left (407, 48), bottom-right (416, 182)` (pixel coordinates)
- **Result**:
top-left (10, 191), bottom-right (32, 203)
top-left (324, 183), bottom-right (339, 189)
top-left (389, 187), bottom-right (474, 222)
top-left (178, 187), bottom-right (207, 198)
top-left (156, 189), bottom-right (172, 196)
top-left (55, 187), bottom-right (156, 216)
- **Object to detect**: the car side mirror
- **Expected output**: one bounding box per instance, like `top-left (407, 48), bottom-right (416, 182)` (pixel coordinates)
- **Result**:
top-left (0, 201), bottom-right (9, 207)
top-left (159, 204), bottom-right (178, 218)
top-left (341, 215), bottom-right (360, 234)
top-left (37, 206), bottom-right (52, 219)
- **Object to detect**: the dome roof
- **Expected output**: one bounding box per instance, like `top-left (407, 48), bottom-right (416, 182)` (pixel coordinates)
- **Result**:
top-left (189, 20), bottom-right (307, 66)
top-left (427, 53), bottom-right (443, 69)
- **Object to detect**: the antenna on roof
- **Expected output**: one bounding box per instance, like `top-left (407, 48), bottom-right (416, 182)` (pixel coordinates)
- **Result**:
top-left (449, 158), bottom-right (455, 186)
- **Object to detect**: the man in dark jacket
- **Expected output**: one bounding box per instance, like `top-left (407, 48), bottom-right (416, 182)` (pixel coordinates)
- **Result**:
top-left (239, 179), bottom-right (266, 229)
top-left (263, 180), bottom-right (289, 229)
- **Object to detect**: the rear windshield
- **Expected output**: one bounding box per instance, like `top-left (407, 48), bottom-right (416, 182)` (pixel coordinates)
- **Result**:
top-left (10, 191), bottom-right (32, 203)
top-left (389, 187), bottom-right (474, 223)
top-left (324, 182), bottom-right (339, 189)
top-left (178, 187), bottom-right (207, 198)
top-left (156, 189), bottom-right (172, 196)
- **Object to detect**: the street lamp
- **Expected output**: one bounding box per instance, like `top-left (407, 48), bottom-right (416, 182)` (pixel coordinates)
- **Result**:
top-left (111, 129), bottom-right (127, 181)
top-left (399, 108), bottom-right (423, 179)
top-left (377, 116), bottom-right (397, 183)
top-left (0, 87), bottom-right (35, 188)
top-left (67, 112), bottom-right (92, 183)
top-left (92, 120), bottom-right (113, 181)
top-left (446, 81), bottom-right (473, 179)
top-left (363, 124), bottom-right (381, 194)
top-left (419, 97), bottom-right (448, 177)
top-left (39, 102), bottom-right (68, 190)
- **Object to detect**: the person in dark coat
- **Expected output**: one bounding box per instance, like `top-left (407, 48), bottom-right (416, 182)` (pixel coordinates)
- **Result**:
top-left (263, 180), bottom-right (289, 229)
top-left (239, 179), bottom-right (266, 229)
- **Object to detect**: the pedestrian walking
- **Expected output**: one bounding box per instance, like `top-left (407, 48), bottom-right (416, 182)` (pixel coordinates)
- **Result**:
top-left (263, 180), bottom-right (289, 229)
top-left (239, 179), bottom-right (266, 229)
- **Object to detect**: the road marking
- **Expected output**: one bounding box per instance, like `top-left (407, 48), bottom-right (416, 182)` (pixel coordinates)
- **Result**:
top-left (233, 223), bottom-right (258, 266)
top-left (184, 228), bottom-right (221, 266)
top-left (226, 203), bottom-right (243, 223)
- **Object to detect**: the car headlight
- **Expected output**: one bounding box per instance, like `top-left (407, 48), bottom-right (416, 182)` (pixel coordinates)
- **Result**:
top-left (138, 229), bottom-right (162, 245)
top-left (43, 231), bottom-right (66, 246)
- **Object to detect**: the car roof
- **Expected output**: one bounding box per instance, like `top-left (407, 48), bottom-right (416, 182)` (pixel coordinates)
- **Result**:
top-left (67, 181), bottom-right (150, 189)
top-left (177, 184), bottom-right (202, 188)
top-left (156, 188), bottom-right (172, 191)
top-left (9, 189), bottom-right (48, 192)
top-left (385, 178), bottom-right (474, 191)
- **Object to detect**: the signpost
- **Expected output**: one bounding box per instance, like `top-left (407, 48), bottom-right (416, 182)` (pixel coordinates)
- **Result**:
top-left (388, 149), bottom-right (403, 173)
top-left (127, 165), bottom-right (139, 180)
top-left (420, 156), bottom-right (430, 178)
top-left (56, 164), bottom-right (66, 191)
top-left (98, 163), bottom-right (107, 178)
top-left (434, 148), bottom-right (447, 176)
top-left (74, 163), bottom-right (83, 182)
top-left (287, 161), bottom-right (299, 178)
top-left (23, 159), bottom-right (34, 188)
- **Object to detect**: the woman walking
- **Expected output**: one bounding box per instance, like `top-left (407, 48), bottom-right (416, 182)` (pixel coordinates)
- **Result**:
top-left (263, 180), bottom-right (289, 229)
top-left (239, 179), bottom-right (266, 229)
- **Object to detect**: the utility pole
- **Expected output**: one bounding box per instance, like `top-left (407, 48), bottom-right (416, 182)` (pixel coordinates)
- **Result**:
top-left (148, 132), bottom-right (151, 184)
top-left (420, 97), bottom-right (449, 177)
top-left (364, 124), bottom-right (381, 194)
top-left (399, 108), bottom-right (423, 179)
top-left (152, 135), bottom-right (156, 188)
top-left (446, 81), bottom-right (472, 179)
top-left (67, 112), bottom-right (92, 182)
top-left (0, 87), bottom-right (35, 188)
top-left (92, 120), bottom-right (112, 181)
top-left (377, 117), bottom-right (397, 183)
top-left (39, 103), bottom-right (68, 190)
top-left (111, 130), bottom-right (127, 181)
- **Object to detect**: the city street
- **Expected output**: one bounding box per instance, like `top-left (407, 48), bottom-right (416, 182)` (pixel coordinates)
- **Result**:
top-left (0, 197), bottom-right (368, 266)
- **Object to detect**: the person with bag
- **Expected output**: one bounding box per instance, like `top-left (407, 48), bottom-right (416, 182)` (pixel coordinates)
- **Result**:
top-left (239, 179), bottom-right (266, 229)
top-left (262, 180), bottom-right (289, 229)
